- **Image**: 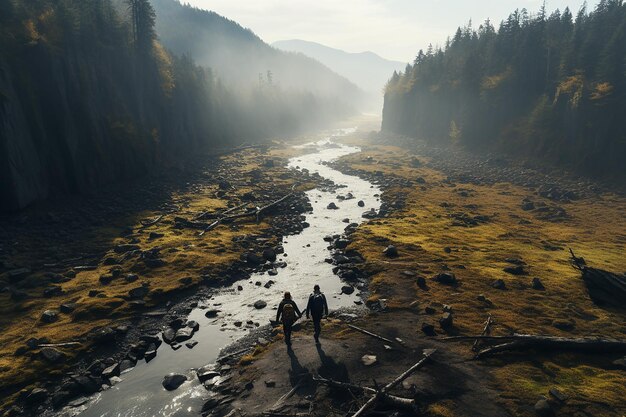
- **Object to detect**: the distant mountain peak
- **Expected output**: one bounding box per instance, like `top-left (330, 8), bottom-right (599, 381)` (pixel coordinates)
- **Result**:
top-left (272, 39), bottom-right (405, 96)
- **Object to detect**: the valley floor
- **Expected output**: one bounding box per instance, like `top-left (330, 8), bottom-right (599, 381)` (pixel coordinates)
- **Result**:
top-left (222, 130), bottom-right (626, 417)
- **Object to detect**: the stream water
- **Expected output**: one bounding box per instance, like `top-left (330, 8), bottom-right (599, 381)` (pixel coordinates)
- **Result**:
top-left (64, 129), bottom-right (381, 417)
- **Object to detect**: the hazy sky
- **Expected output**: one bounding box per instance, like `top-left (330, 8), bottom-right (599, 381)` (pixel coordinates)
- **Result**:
top-left (184, 0), bottom-right (594, 62)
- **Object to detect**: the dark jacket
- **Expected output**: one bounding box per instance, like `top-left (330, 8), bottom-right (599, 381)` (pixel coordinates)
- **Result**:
top-left (276, 299), bottom-right (302, 323)
top-left (306, 292), bottom-right (328, 318)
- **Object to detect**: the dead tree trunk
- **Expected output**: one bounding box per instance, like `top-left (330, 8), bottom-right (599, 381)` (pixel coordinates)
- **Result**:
top-left (443, 334), bottom-right (626, 359)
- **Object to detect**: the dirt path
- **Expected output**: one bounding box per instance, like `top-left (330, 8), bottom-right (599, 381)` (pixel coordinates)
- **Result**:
top-left (230, 314), bottom-right (510, 417)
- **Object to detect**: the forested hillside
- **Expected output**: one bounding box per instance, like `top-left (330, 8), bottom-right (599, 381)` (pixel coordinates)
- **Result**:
top-left (151, 0), bottom-right (362, 103)
top-left (382, 0), bottom-right (626, 179)
top-left (0, 0), bottom-right (359, 211)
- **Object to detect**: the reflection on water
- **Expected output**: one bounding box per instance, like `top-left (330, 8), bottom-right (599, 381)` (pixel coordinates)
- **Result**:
top-left (67, 128), bottom-right (380, 417)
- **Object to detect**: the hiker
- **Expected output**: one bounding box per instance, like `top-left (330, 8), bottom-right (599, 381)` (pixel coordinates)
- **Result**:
top-left (306, 284), bottom-right (329, 344)
top-left (276, 291), bottom-right (302, 347)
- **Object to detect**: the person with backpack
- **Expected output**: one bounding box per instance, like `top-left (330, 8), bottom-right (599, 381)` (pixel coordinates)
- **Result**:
top-left (306, 284), bottom-right (329, 344)
top-left (276, 291), bottom-right (302, 347)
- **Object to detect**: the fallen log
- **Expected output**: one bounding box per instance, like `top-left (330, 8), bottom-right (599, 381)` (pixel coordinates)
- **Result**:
top-left (195, 202), bottom-right (249, 221)
top-left (38, 342), bottom-right (82, 348)
top-left (351, 349), bottom-right (435, 417)
top-left (313, 376), bottom-right (416, 410)
top-left (140, 214), bottom-right (163, 228)
top-left (216, 347), bottom-right (252, 363)
top-left (199, 185), bottom-right (296, 236)
top-left (443, 334), bottom-right (626, 358)
top-left (346, 324), bottom-right (395, 345)
top-left (472, 315), bottom-right (493, 352)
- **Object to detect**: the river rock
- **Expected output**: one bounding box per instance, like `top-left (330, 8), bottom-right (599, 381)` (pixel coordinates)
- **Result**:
top-left (162, 374), bottom-right (187, 391)
top-left (205, 309), bottom-right (219, 318)
top-left (102, 363), bottom-right (120, 379)
top-left (341, 285), bottom-right (355, 295)
top-left (25, 388), bottom-right (48, 405)
top-left (197, 364), bottom-right (220, 383)
top-left (262, 248), bottom-right (277, 262)
top-left (357, 200), bottom-right (365, 207)
top-left (175, 327), bottom-right (194, 342)
top-left (187, 320), bottom-right (200, 331)
top-left (162, 328), bottom-right (177, 344)
top-left (254, 300), bottom-right (267, 309)
top-left (245, 252), bottom-right (263, 266)
top-left (327, 202), bottom-right (339, 210)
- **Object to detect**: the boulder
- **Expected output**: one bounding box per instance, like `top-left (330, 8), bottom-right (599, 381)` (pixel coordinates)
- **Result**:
top-left (197, 365), bottom-right (220, 383)
top-left (531, 277), bottom-right (545, 290)
top-left (262, 248), bottom-right (277, 262)
top-left (245, 252), bottom-right (263, 266)
top-left (162, 328), bottom-right (177, 344)
top-left (119, 359), bottom-right (135, 373)
top-left (40, 309), bottom-right (58, 323)
top-left (357, 200), bottom-right (365, 207)
top-left (504, 265), bottom-right (526, 275)
top-left (59, 303), bottom-right (77, 314)
top-left (421, 322), bottom-right (436, 336)
top-left (327, 202), bottom-right (339, 210)
top-left (433, 272), bottom-right (457, 285)
top-left (205, 309), bottom-right (219, 318)
top-left (382, 245), bottom-right (398, 257)
top-left (254, 300), bottom-right (267, 309)
top-left (341, 285), bottom-right (355, 295)
top-left (102, 363), bottom-right (120, 379)
top-left (162, 374), bottom-right (187, 391)
top-left (439, 312), bottom-right (453, 329)
top-left (552, 319), bottom-right (575, 331)
top-left (174, 327), bottom-right (194, 342)
top-left (25, 388), bottom-right (48, 405)
top-left (129, 286), bottom-right (149, 299)
top-left (534, 398), bottom-right (554, 416)
top-left (40, 347), bottom-right (65, 364)
top-left (187, 320), bottom-right (200, 331)
top-left (491, 279), bottom-right (506, 290)
top-left (361, 355), bottom-right (377, 366)
top-left (114, 244), bottom-right (139, 254)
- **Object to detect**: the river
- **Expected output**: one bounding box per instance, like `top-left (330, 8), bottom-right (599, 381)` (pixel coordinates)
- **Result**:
top-left (62, 128), bottom-right (381, 417)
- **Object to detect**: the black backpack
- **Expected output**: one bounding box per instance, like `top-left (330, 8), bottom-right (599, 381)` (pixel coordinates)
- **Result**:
top-left (310, 293), bottom-right (325, 315)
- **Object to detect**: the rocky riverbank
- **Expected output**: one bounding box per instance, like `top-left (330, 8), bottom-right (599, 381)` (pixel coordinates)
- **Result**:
top-left (199, 132), bottom-right (626, 417)
top-left (0, 143), bottom-right (334, 416)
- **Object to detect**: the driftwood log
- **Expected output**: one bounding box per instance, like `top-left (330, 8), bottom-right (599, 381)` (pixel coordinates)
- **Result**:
top-left (443, 334), bottom-right (626, 359)
top-left (347, 324), bottom-right (395, 345)
top-left (349, 349), bottom-right (436, 417)
top-left (313, 376), bottom-right (416, 411)
top-left (472, 315), bottom-right (493, 352)
top-left (198, 185), bottom-right (296, 236)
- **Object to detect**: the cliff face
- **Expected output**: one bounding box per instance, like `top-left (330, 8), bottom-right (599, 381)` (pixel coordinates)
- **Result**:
top-left (0, 46), bottom-right (159, 211)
